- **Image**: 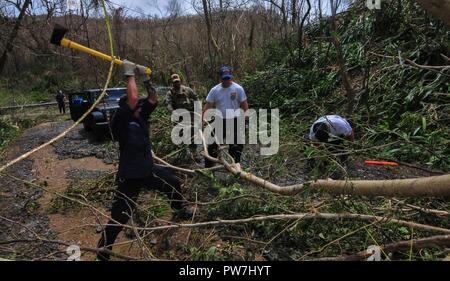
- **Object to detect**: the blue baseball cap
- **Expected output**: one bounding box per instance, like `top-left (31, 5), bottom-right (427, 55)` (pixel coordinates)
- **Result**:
top-left (219, 66), bottom-right (233, 79)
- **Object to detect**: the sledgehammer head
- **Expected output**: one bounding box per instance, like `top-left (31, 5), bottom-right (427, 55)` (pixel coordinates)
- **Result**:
top-left (50, 24), bottom-right (68, 46)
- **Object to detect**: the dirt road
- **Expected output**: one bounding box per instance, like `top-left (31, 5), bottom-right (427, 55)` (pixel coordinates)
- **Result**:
top-left (0, 122), bottom-right (160, 260)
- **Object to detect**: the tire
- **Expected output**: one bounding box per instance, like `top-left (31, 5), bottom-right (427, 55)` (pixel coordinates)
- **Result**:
top-left (83, 115), bottom-right (94, 132)
top-left (92, 125), bottom-right (104, 142)
top-left (83, 121), bottom-right (92, 132)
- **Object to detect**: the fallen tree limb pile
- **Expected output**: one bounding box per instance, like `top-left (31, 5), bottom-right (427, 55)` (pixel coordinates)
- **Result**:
top-left (310, 234), bottom-right (450, 261)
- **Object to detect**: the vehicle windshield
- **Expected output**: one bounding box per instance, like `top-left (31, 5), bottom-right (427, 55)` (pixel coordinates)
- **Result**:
top-left (105, 89), bottom-right (126, 100)
top-left (91, 88), bottom-right (126, 102)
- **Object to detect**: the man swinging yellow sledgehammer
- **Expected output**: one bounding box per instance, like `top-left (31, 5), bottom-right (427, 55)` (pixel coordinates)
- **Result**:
top-left (50, 23), bottom-right (194, 260)
top-left (50, 23), bottom-right (152, 76)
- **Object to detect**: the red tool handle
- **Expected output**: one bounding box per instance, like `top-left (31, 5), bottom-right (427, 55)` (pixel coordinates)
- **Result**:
top-left (364, 160), bottom-right (399, 166)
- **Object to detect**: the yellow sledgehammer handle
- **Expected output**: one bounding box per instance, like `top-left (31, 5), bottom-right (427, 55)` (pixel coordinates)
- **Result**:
top-left (60, 38), bottom-right (152, 76)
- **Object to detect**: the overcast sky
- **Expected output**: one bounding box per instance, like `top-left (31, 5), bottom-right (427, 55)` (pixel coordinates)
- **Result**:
top-left (106, 0), bottom-right (197, 18)
top-left (104, 0), bottom-right (335, 19)
top-left (3, 0), bottom-right (338, 19)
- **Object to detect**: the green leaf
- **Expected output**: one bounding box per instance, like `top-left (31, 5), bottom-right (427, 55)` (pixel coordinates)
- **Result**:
top-left (422, 117), bottom-right (427, 131)
top-left (398, 227), bottom-right (409, 235)
top-left (206, 246), bottom-right (217, 256)
top-left (401, 132), bottom-right (410, 141)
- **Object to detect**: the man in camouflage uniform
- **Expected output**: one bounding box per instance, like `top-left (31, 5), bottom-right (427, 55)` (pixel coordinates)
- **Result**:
top-left (165, 74), bottom-right (199, 157)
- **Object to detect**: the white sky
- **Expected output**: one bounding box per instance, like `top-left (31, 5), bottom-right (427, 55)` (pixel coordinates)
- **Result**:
top-left (2, 0), bottom-right (340, 19)
top-left (107, 0), bottom-right (197, 18)
top-left (107, 0), bottom-right (337, 19)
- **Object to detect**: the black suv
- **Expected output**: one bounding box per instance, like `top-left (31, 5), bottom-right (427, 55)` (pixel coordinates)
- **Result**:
top-left (68, 88), bottom-right (126, 136)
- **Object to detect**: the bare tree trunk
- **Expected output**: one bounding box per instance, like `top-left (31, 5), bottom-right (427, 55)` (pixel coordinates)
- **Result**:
top-left (318, 0), bottom-right (323, 34)
top-left (316, 0), bottom-right (324, 60)
top-left (281, 0), bottom-right (287, 39)
top-left (0, 0), bottom-right (32, 75)
top-left (329, 0), bottom-right (356, 114)
top-left (201, 0), bottom-right (220, 68)
top-left (298, 0), bottom-right (311, 59)
top-left (248, 13), bottom-right (255, 49)
top-left (267, 0), bottom-right (290, 49)
top-left (80, 0), bottom-right (100, 86)
top-left (292, 0), bottom-right (297, 26)
top-left (113, 8), bottom-right (124, 57)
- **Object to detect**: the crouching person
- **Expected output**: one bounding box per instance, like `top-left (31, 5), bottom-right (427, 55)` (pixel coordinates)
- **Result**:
top-left (97, 60), bottom-right (192, 261)
top-left (308, 115), bottom-right (354, 145)
top-left (305, 115), bottom-right (354, 178)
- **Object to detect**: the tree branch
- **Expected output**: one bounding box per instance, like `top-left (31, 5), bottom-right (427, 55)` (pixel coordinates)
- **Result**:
top-left (310, 234), bottom-right (450, 261)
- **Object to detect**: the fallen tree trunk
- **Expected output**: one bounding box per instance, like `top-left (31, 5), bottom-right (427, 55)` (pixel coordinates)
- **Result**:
top-left (224, 159), bottom-right (450, 197)
top-left (306, 174), bottom-right (450, 197)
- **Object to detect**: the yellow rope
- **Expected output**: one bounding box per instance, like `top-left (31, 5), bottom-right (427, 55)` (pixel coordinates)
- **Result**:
top-left (0, 0), bottom-right (115, 174)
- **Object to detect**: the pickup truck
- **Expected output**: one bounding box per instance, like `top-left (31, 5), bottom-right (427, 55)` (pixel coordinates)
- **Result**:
top-left (68, 88), bottom-right (126, 136)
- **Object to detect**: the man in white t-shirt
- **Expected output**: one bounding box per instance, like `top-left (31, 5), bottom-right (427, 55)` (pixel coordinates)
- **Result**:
top-left (308, 115), bottom-right (354, 144)
top-left (306, 115), bottom-right (354, 179)
top-left (202, 66), bottom-right (249, 168)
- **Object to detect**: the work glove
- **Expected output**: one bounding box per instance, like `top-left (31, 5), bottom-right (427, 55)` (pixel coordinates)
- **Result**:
top-left (122, 59), bottom-right (148, 76)
top-left (122, 59), bottom-right (136, 76)
top-left (136, 65), bottom-right (148, 76)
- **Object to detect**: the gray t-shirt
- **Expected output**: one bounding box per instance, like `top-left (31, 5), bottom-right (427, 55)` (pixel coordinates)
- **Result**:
top-left (206, 82), bottom-right (247, 119)
top-left (309, 115), bottom-right (352, 141)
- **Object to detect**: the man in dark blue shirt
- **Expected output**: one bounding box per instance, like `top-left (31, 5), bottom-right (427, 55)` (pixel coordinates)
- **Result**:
top-left (97, 60), bottom-right (191, 261)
